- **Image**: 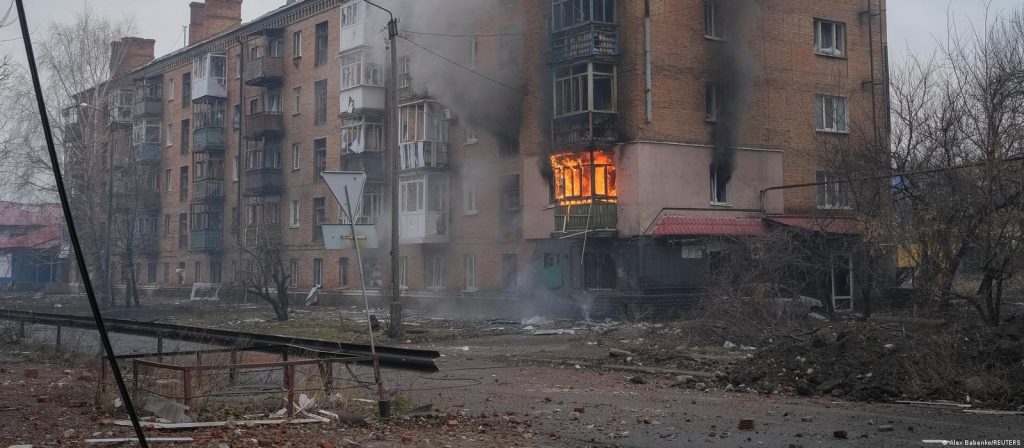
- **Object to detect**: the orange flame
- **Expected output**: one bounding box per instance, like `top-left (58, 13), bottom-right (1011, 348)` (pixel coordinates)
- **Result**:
top-left (550, 151), bottom-right (617, 204)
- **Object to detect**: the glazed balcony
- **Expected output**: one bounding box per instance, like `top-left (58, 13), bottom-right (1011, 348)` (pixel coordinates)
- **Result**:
top-left (553, 201), bottom-right (617, 236)
top-left (192, 179), bottom-right (224, 202)
top-left (342, 151), bottom-right (385, 181)
top-left (193, 127), bottom-right (226, 153)
top-left (190, 230), bottom-right (222, 253)
top-left (399, 141), bottom-right (448, 171)
top-left (245, 111), bottom-right (283, 138)
top-left (552, 112), bottom-right (619, 149)
top-left (132, 96), bottom-right (163, 118)
top-left (133, 232), bottom-right (159, 255)
top-left (243, 168), bottom-right (283, 196)
top-left (244, 56), bottom-right (284, 87)
top-left (550, 22), bottom-right (619, 65)
top-left (113, 191), bottom-right (161, 211)
top-left (134, 142), bottom-right (161, 163)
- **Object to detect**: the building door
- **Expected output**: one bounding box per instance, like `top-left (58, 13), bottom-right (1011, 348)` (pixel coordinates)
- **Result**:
top-left (831, 254), bottom-right (853, 311)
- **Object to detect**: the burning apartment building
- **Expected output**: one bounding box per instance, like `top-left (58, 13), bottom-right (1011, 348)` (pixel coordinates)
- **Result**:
top-left (67, 0), bottom-right (887, 315)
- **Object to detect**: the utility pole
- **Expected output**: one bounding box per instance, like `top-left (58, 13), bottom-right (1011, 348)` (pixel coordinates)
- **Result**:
top-left (365, 0), bottom-right (402, 338)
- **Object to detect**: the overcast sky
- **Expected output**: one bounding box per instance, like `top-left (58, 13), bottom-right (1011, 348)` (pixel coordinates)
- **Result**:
top-left (2, 0), bottom-right (1021, 64)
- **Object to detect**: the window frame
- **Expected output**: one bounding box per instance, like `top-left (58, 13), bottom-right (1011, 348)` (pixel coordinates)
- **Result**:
top-left (710, 165), bottom-right (728, 205)
top-left (292, 30), bottom-right (302, 58)
top-left (314, 21), bottom-right (329, 67)
top-left (816, 171), bottom-right (852, 209)
top-left (464, 254), bottom-right (477, 291)
top-left (815, 94), bottom-right (850, 133)
top-left (289, 199), bottom-right (301, 227)
top-left (814, 19), bottom-right (847, 58)
top-left (704, 0), bottom-right (724, 40)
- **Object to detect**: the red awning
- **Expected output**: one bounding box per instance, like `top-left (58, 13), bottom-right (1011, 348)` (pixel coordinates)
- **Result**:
top-left (766, 216), bottom-right (860, 234)
top-left (649, 215), bottom-right (768, 237)
top-left (0, 224), bottom-right (62, 250)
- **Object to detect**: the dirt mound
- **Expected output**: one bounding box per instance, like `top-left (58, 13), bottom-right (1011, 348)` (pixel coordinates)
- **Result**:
top-left (728, 314), bottom-right (1024, 409)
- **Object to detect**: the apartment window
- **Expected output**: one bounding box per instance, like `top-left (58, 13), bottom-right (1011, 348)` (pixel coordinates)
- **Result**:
top-left (312, 196), bottom-right (325, 242)
top-left (552, 0), bottom-right (616, 30)
top-left (706, 82), bottom-right (721, 122)
top-left (815, 95), bottom-right (849, 133)
top-left (179, 166), bottom-right (189, 201)
top-left (233, 104), bottom-right (241, 130)
top-left (464, 254), bottom-right (476, 291)
top-left (234, 54), bottom-right (241, 78)
top-left (250, 45), bottom-right (260, 61)
top-left (195, 261), bottom-right (203, 283)
top-left (313, 258), bottom-right (323, 286)
top-left (341, 3), bottom-right (359, 27)
top-left (710, 165), bottom-right (728, 204)
top-left (815, 19), bottom-right (846, 57)
top-left (425, 255), bottom-right (445, 290)
top-left (167, 78), bottom-right (175, 100)
top-left (289, 259), bottom-right (298, 286)
top-left (233, 156), bottom-right (239, 181)
top-left (501, 174), bottom-right (521, 235)
top-left (231, 261), bottom-right (237, 282)
top-left (180, 119), bottom-right (190, 153)
top-left (338, 257), bottom-right (349, 287)
top-left (314, 21), bottom-right (328, 67)
top-left (341, 50), bottom-right (382, 89)
top-left (361, 183), bottom-right (384, 221)
top-left (306, 139), bottom-right (326, 182)
top-left (292, 30), bottom-right (302, 57)
top-left (314, 79), bottom-right (327, 124)
top-left (502, 254), bottom-right (518, 291)
top-left (178, 213), bottom-right (188, 248)
top-left (468, 36), bottom-right (478, 69)
top-left (164, 169), bottom-right (172, 191)
top-left (268, 39), bottom-right (283, 58)
top-left (182, 72), bottom-right (191, 103)
top-left (289, 200), bottom-right (300, 227)
top-left (398, 256), bottom-right (408, 288)
top-left (292, 87), bottom-right (301, 114)
top-left (401, 179), bottom-right (424, 212)
top-left (163, 262), bottom-right (170, 284)
top-left (177, 262), bottom-right (186, 285)
top-left (166, 123), bottom-right (174, 146)
top-left (210, 261), bottom-right (221, 283)
top-left (816, 171), bottom-right (851, 209)
top-left (292, 143), bottom-right (301, 170)
top-left (704, 0), bottom-right (724, 39)
top-left (499, 136), bottom-right (520, 157)
top-left (464, 127), bottom-right (478, 144)
top-left (463, 181), bottom-right (477, 214)
top-left (164, 214), bottom-right (171, 237)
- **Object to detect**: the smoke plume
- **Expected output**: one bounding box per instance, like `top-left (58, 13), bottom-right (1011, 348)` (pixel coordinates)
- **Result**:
top-left (710, 0), bottom-right (761, 184)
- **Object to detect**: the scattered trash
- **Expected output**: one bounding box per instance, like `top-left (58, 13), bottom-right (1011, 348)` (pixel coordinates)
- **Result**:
top-left (532, 329), bottom-right (575, 336)
top-left (723, 341), bottom-right (737, 349)
top-left (112, 398), bottom-right (122, 409)
top-left (143, 396), bottom-right (192, 424)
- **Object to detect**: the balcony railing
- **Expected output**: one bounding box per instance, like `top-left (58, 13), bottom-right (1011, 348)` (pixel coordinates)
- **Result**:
top-left (399, 141), bottom-right (448, 170)
top-left (134, 142), bottom-right (161, 163)
top-left (342, 151), bottom-right (385, 181)
top-left (190, 230), bottom-right (222, 252)
top-left (132, 97), bottom-right (163, 118)
top-left (245, 112), bottom-right (284, 138)
top-left (192, 179), bottom-right (224, 201)
top-left (243, 168), bottom-right (283, 196)
top-left (552, 112), bottom-right (619, 148)
top-left (550, 22), bottom-right (619, 64)
top-left (193, 127), bottom-right (226, 153)
top-left (244, 57), bottom-right (284, 87)
top-left (554, 201), bottom-right (617, 234)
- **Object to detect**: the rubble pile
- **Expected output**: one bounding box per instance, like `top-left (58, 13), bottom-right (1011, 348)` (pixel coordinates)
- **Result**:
top-left (728, 313), bottom-right (1024, 409)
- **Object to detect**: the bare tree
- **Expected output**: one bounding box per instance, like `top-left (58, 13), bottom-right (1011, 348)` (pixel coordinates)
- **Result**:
top-left (234, 225), bottom-right (292, 322)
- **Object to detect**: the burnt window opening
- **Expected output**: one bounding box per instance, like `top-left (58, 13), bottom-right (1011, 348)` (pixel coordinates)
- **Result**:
top-left (553, 62), bottom-right (616, 117)
top-left (710, 164), bottom-right (728, 204)
top-left (705, 82), bottom-right (721, 122)
top-left (501, 174), bottom-right (522, 236)
top-left (551, 151), bottom-right (617, 204)
top-left (704, 0), bottom-right (724, 40)
top-left (498, 135), bottom-right (519, 157)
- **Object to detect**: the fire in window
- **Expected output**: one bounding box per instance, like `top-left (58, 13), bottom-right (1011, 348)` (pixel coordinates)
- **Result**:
top-left (550, 151), bottom-right (617, 204)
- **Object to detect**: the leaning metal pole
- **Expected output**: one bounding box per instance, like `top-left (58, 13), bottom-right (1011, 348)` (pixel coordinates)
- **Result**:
top-left (13, 0), bottom-right (149, 446)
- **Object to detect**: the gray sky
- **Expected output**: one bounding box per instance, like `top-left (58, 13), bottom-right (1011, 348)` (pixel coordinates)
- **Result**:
top-left (2, 0), bottom-right (1021, 64)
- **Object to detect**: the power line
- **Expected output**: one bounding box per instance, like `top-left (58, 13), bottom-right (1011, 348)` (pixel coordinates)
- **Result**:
top-left (405, 30), bottom-right (526, 38)
top-left (399, 35), bottom-right (547, 101)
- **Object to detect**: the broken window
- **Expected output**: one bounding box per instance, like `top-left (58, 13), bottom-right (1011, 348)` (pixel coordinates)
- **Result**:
top-left (132, 118), bottom-right (160, 145)
top-left (550, 151), bottom-right (617, 203)
top-left (341, 2), bottom-right (359, 27)
top-left (814, 19), bottom-right (846, 57)
top-left (551, 0), bottom-right (616, 31)
top-left (710, 164), bottom-right (728, 204)
top-left (341, 116), bottom-right (384, 153)
top-left (312, 196), bottom-right (325, 242)
top-left (831, 254), bottom-right (853, 311)
top-left (341, 50), bottom-right (383, 89)
top-left (501, 174), bottom-right (521, 236)
top-left (314, 21), bottom-right (329, 67)
top-left (815, 95), bottom-right (848, 133)
top-left (816, 171), bottom-right (851, 209)
top-left (401, 178), bottom-right (424, 212)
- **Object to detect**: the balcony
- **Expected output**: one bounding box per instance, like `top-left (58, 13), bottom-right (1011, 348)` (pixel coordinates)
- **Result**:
top-left (399, 141), bottom-right (448, 170)
top-left (243, 168), bottom-right (282, 196)
top-left (550, 22), bottom-right (619, 65)
top-left (342, 151), bottom-right (385, 181)
top-left (133, 232), bottom-right (159, 255)
top-left (190, 230), bottom-right (222, 253)
top-left (243, 225), bottom-right (282, 248)
top-left (132, 97), bottom-right (163, 118)
top-left (553, 201), bottom-right (617, 237)
top-left (552, 112), bottom-right (619, 149)
top-left (113, 191), bottom-right (161, 211)
top-left (245, 112), bottom-right (283, 138)
top-left (244, 56), bottom-right (284, 87)
top-left (192, 179), bottom-right (224, 202)
top-left (193, 127), bottom-right (226, 153)
top-left (399, 210), bottom-right (449, 245)
top-left (134, 142), bottom-right (160, 163)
